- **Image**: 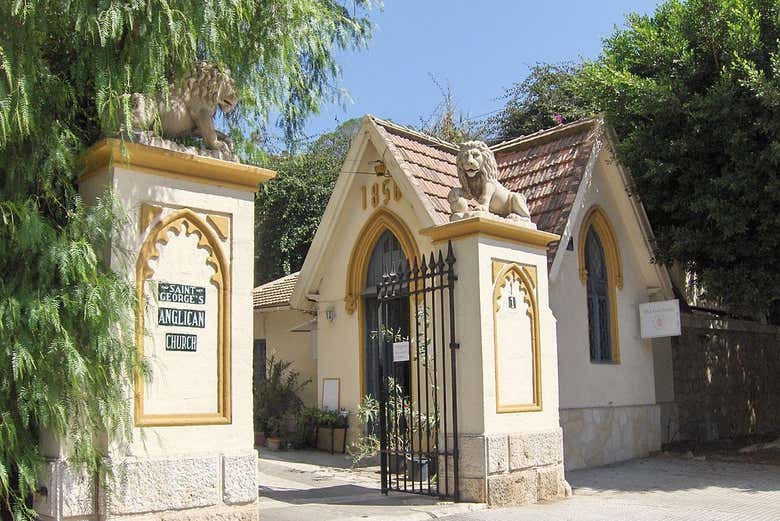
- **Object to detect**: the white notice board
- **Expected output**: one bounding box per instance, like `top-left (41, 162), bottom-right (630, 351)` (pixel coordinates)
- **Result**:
top-left (393, 341), bottom-right (410, 362)
top-left (322, 378), bottom-right (340, 411)
top-left (639, 299), bottom-right (681, 339)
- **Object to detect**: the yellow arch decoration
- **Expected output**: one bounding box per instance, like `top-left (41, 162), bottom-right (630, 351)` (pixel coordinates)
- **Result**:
top-left (344, 207), bottom-right (421, 314)
top-left (135, 208), bottom-right (232, 426)
top-left (578, 205), bottom-right (622, 363)
top-left (345, 207), bottom-right (421, 398)
top-left (492, 260), bottom-right (542, 413)
top-left (578, 206), bottom-right (623, 289)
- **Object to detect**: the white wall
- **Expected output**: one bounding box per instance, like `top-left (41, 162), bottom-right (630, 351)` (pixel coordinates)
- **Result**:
top-left (85, 167), bottom-right (257, 457)
top-left (551, 153), bottom-right (661, 410)
top-left (254, 308), bottom-right (317, 407)
top-left (304, 139), bottom-right (437, 431)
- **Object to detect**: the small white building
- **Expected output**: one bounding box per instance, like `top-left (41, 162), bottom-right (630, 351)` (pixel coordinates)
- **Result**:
top-left (253, 115), bottom-right (677, 471)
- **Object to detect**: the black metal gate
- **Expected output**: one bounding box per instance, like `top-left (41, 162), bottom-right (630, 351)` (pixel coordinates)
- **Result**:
top-left (376, 241), bottom-right (459, 500)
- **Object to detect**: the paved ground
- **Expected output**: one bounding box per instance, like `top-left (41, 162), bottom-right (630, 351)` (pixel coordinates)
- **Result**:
top-left (258, 451), bottom-right (780, 521)
top-left (441, 455), bottom-right (780, 521)
top-left (257, 449), bottom-right (485, 520)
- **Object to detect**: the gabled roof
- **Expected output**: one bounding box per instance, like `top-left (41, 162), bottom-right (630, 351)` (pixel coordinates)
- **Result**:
top-left (291, 114), bottom-right (672, 310)
top-left (253, 272), bottom-right (299, 309)
top-left (372, 116), bottom-right (603, 236)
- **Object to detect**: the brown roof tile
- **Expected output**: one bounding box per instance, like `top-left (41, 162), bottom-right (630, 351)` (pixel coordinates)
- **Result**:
top-left (372, 117), bottom-right (602, 241)
top-left (253, 272), bottom-right (299, 309)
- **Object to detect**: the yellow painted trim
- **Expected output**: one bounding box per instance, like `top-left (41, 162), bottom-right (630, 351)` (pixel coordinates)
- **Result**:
top-left (207, 214), bottom-right (230, 240)
top-left (345, 207), bottom-right (421, 315)
top-left (492, 260), bottom-right (542, 413)
top-left (346, 208), bottom-right (421, 398)
top-left (577, 206), bottom-right (623, 289)
top-left (80, 139), bottom-right (275, 192)
top-left (134, 208), bottom-right (232, 426)
top-left (139, 203), bottom-right (163, 234)
top-left (578, 206), bottom-right (622, 363)
top-left (420, 216), bottom-right (560, 247)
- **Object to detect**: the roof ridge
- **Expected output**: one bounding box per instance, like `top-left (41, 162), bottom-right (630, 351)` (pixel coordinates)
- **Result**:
top-left (252, 271), bottom-right (300, 293)
top-left (369, 115), bottom-right (460, 153)
top-left (491, 117), bottom-right (601, 153)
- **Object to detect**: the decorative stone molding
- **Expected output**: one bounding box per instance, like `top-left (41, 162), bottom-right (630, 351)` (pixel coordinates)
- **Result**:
top-left (421, 215), bottom-right (558, 247)
top-left (80, 139), bottom-right (275, 193)
top-left (492, 260), bottom-right (542, 412)
top-left (344, 207), bottom-right (420, 315)
top-left (577, 205), bottom-right (623, 289)
top-left (135, 208), bottom-right (232, 426)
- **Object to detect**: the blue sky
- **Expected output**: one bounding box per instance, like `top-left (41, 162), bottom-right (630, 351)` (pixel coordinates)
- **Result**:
top-left (294, 0), bottom-right (660, 140)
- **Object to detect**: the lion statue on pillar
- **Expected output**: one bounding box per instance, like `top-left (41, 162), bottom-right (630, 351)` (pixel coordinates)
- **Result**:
top-left (447, 141), bottom-right (531, 222)
top-left (129, 61), bottom-right (238, 157)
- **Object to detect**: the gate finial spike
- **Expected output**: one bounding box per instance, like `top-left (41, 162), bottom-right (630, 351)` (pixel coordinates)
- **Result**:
top-left (428, 252), bottom-right (437, 274)
top-left (437, 250), bottom-right (445, 271)
top-left (420, 254), bottom-right (429, 275)
top-left (412, 256), bottom-right (419, 276)
top-left (446, 240), bottom-right (456, 265)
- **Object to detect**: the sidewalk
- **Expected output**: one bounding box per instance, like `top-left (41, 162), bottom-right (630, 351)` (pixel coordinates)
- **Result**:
top-left (438, 455), bottom-right (780, 521)
top-left (257, 449), bottom-right (485, 520)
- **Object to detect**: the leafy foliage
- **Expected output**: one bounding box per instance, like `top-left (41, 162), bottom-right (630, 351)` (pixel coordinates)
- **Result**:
top-left (0, 194), bottom-right (144, 519)
top-left (490, 1), bottom-right (780, 318)
top-left (253, 355), bottom-right (310, 437)
top-left (490, 62), bottom-right (595, 141)
top-left (579, 0), bottom-right (780, 317)
top-left (255, 119), bottom-right (360, 283)
top-left (0, 1), bottom-right (374, 518)
top-left (348, 393), bottom-right (380, 466)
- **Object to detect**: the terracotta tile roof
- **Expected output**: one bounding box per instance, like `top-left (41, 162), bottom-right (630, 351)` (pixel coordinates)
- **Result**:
top-left (371, 117), bottom-right (603, 241)
top-left (253, 272), bottom-right (299, 309)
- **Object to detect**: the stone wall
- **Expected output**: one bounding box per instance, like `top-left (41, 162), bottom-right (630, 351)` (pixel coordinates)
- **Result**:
top-left (456, 429), bottom-right (570, 506)
top-left (559, 404), bottom-right (661, 470)
top-left (35, 451), bottom-right (257, 521)
top-left (672, 313), bottom-right (780, 441)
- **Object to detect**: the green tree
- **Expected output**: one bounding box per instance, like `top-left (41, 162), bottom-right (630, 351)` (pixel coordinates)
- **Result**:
top-left (579, 0), bottom-right (780, 318)
top-left (255, 119), bottom-right (360, 284)
top-left (491, 63), bottom-right (594, 141)
top-left (419, 78), bottom-right (488, 142)
top-left (0, 2), bottom-right (374, 518)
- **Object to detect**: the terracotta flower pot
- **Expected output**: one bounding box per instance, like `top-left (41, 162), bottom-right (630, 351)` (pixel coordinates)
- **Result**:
top-left (266, 437), bottom-right (281, 450)
top-left (254, 432), bottom-right (267, 448)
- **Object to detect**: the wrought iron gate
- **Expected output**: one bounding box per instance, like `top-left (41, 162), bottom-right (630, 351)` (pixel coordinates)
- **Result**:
top-left (376, 241), bottom-right (459, 499)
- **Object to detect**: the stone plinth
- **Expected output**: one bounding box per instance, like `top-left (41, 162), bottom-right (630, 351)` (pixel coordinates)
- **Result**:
top-left (421, 215), bottom-right (569, 506)
top-left (35, 141), bottom-right (274, 521)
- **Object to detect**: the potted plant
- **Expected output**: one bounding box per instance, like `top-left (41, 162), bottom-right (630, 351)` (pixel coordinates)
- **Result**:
top-left (254, 355), bottom-right (310, 451)
top-left (315, 408), bottom-right (350, 453)
top-left (265, 417), bottom-right (284, 450)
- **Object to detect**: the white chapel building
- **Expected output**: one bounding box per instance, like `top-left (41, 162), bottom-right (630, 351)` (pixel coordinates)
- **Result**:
top-left (253, 115), bottom-right (677, 470)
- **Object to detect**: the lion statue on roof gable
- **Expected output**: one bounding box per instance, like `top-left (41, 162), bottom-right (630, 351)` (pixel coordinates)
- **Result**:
top-left (129, 61), bottom-right (238, 157)
top-left (447, 141), bottom-right (531, 222)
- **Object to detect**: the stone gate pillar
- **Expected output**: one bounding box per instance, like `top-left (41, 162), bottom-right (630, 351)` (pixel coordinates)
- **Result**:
top-left (35, 140), bottom-right (274, 521)
top-left (422, 215), bottom-right (569, 507)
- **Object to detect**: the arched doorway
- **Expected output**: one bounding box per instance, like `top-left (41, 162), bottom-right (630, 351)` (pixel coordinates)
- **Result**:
top-left (362, 230), bottom-right (411, 400)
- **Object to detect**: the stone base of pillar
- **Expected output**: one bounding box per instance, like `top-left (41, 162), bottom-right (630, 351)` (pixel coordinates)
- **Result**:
top-left (455, 429), bottom-right (571, 506)
top-left (34, 451), bottom-right (258, 521)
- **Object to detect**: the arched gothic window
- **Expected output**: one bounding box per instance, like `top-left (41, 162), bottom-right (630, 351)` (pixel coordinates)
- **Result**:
top-left (585, 228), bottom-right (612, 361)
top-left (578, 206), bottom-right (622, 363)
top-left (362, 230), bottom-right (410, 400)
